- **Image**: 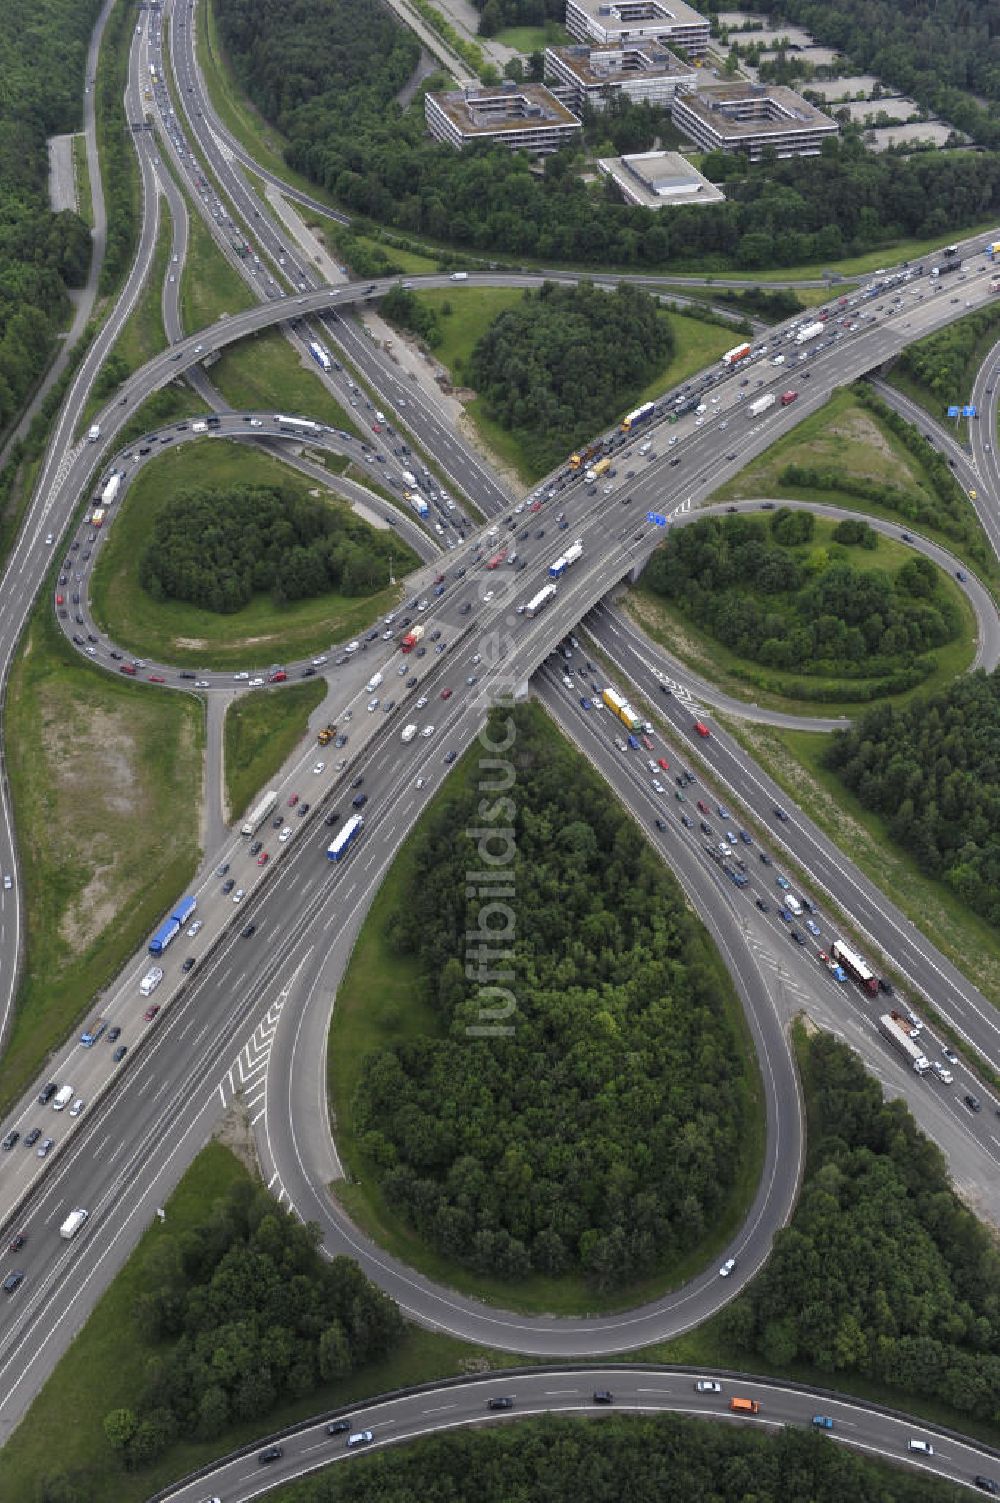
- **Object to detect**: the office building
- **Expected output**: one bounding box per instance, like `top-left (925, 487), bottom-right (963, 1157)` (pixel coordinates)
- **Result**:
top-left (544, 42), bottom-right (697, 113)
top-left (672, 81), bottom-right (838, 159)
top-left (424, 82), bottom-right (582, 153)
top-left (565, 0), bottom-right (711, 59)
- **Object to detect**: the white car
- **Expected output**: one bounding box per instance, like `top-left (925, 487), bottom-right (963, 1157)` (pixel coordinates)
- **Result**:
top-left (367, 698), bottom-right (379, 712)
top-left (483, 590), bottom-right (495, 603)
top-left (313, 761), bottom-right (325, 774)
top-left (417, 599), bottom-right (429, 611)
top-left (312, 656), bottom-right (328, 667)
top-left (415, 777), bottom-right (425, 789)
top-left (421, 725), bottom-right (435, 737)
top-left (195, 679), bottom-right (210, 688)
top-left (652, 780), bottom-right (664, 794)
top-left (232, 888), bottom-right (245, 904)
top-left (45, 533), bottom-right (53, 545)
top-left (279, 826), bottom-right (293, 843)
top-left (719, 1258), bottom-right (736, 1278)
top-left (907, 1439), bottom-right (934, 1456)
top-left (233, 671), bottom-right (249, 681)
top-left (187, 919), bottom-right (203, 937)
top-left (2, 875), bottom-right (10, 891)
top-left (249, 677), bottom-right (264, 687)
top-left (695, 1380), bottom-right (721, 1394)
top-left (69, 1098), bottom-right (85, 1118)
top-left (416, 695), bottom-right (428, 709)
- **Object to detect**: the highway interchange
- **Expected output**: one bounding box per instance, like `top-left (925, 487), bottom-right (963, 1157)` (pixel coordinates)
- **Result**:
top-left (0, 0), bottom-right (1000, 1491)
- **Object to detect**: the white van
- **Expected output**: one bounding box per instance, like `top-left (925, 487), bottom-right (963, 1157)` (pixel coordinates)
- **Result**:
top-left (450, 272), bottom-right (468, 281)
top-left (344, 641), bottom-right (359, 655)
top-left (400, 724), bottom-right (417, 743)
top-left (785, 895), bottom-right (803, 917)
top-left (60, 1208), bottom-right (89, 1239)
top-left (366, 672), bottom-right (383, 692)
top-left (87, 424), bottom-right (100, 442)
top-left (52, 1085), bottom-right (75, 1112)
top-left (191, 420), bottom-right (208, 434)
top-left (346, 1430), bottom-right (374, 1448)
top-left (139, 966), bottom-right (163, 997)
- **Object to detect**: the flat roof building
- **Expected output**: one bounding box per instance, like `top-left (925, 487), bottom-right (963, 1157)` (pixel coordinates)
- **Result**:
top-left (598, 149), bottom-right (725, 206)
top-left (672, 81), bottom-right (838, 159)
top-left (425, 82), bottom-right (582, 154)
top-left (544, 42), bottom-right (698, 113)
top-left (565, 0), bottom-right (711, 58)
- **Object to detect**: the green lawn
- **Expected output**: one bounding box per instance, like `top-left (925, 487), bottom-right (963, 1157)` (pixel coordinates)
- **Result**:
top-left (407, 290), bottom-right (737, 483)
top-left (225, 679), bottom-right (328, 820)
top-left (178, 184), bottom-right (257, 334)
top-left (211, 327), bottom-right (359, 435)
top-left (72, 133), bottom-right (92, 227)
top-left (114, 212), bottom-right (170, 371)
top-left (712, 385), bottom-right (1000, 592)
top-left (88, 439), bottom-right (411, 668)
top-left (329, 708), bottom-right (764, 1317)
top-left (626, 518), bottom-right (977, 716)
top-left (494, 24), bottom-right (568, 50)
top-left (0, 602), bottom-right (202, 1112)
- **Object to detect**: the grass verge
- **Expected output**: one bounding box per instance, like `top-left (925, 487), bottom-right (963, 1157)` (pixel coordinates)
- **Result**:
top-left (224, 679), bottom-right (328, 820)
top-left (72, 133), bottom-right (92, 227)
top-left (719, 714), bottom-right (1000, 1014)
top-left (626, 518), bottom-right (977, 717)
top-left (89, 438), bottom-right (410, 668)
top-left (178, 183), bottom-right (257, 334)
top-left (0, 603), bottom-right (202, 1110)
top-left (211, 327), bottom-right (359, 435)
top-left (113, 212), bottom-right (170, 371)
top-left (0, 1142), bottom-right (521, 1503)
top-left (328, 705), bottom-right (765, 1317)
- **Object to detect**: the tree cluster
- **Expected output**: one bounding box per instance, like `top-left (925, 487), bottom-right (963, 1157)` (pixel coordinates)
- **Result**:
top-left (473, 0), bottom-right (563, 37)
top-left (758, 0), bottom-right (1000, 148)
top-left (353, 705), bottom-right (754, 1291)
top-left (380, 285), bottom-right (444, 349)
top-left (722, 1032), bottom-right (1000, 1423)
top-left (467, 281), bottom-right (673, 471)
top-left (0, 0), bottom-right (94, 435)
top-left (825, 667), bottom-right (1000, 929)
top-left (643, 512), bottom-right (959, 690)
top-left (284, 1411), bottom-right (962, 1503)
top-left (897, 300), bottom-right (1000, 410)
top-left (139, 484), bottom-right (413, 612)
top-left (213, 0), bottom-right (1000, 274)
top-left (102, 1181), bottom-right (404, 1470)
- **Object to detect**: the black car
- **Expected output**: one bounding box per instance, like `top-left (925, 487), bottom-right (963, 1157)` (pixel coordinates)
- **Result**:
top-left (113, 1045), bottom-right (128, 1063)
top-left (487, 1396), bottom-right (514, 1411)
top-left (23, 1129), bottom-right (41, 1147)
top-left (107, 1026), bottom-right (121, 1043)
top-left (327, 1420), bottom-right (351, 1435)
top-left (181, 957), bottom-right (196, 973)
top-left (974, 1477), bottom-right (1000, 1495)
top-left (324, 811), bottom-right (341, 826)
top-left (593, 1390), bottom-right (614, 1405)
top-left (301, 666), bottom-right (316, 677)
top-left (655, 818), bottom-right (667, 832)
top-left (222, 879), bottom-right (235, 894)
top-left (965, 1094), bottom-right (983, 1113)
top-left (258, 1446), bottom-right (284, 1464)
top-left (351, 775), bottom-right (364, 789)
top-left (273, 813), bottom-right (284, 827)
top-left (248, 843), bottom-right (262, 857)
top-left (773, 806), bottom-right (788, 821)
top-left (444, 750), bottom-right (457, 764)
top-left (3, 1272), bottom-right (24, 1295)
top-left (790, 929), bottom-right (805, 945)
top-left (242, 924), bottom-right (257, 939)
top-left (38, 1083), bottom-right (57, 1105)
top-left (759, 852), bottom-right (772, 866)
top-left (352, 793), bottom-right (368, 809)
top-left (216, 862), bottom-right (230, 876)
top-left (1, 1132), bottom-right (19, 1151)
top-left (755, 898), bottom-right (770, 913)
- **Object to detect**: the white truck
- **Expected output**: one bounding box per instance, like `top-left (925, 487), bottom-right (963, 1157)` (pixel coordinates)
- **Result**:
top-left (101, 473), bottom-right (121, 506)
top-left (795, 321), bottom-right (825, 345)
top-left (749, 393), bottom-right (776, 418)
top-left (87, 424), bottom-right (100, 442)
top-left (191, 420), bottom-right (208, 434)
top-left (400, 724), bottom-right (417, 743)
top-left (366, 671), bottom-right (383, 693)
top-left (878, 1012), bottom-right (930, 1074)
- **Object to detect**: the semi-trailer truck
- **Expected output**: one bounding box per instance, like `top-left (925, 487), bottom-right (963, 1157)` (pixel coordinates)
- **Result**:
top-left (795, 321), bottom-right (825, 345)
top-left (602, 687), bottom-right (641, 732)
top-left (930, 259), bottom-right (962, 277)
top-left (241, 790), bottom-right (278, 838)
top-left (620, 401), bottom-right (655, 431)
top-left (406, 490), bottom-right (429, 518)
top-left (721, 341), bottom-right (751, 367)
top-left (548, 540), bottom-right (583, 578)
top-left (878, 1012), bottom-right (930, 1073)
top-left (831, 938), bottom-right (879, 995)
top-left (749, 394), bottom-right (776, 418)
top-left (101, 473), bottom-right (121, 506)
top-left (401, 625), bottom-right (425, 652)
top-left (584, 458), bottom-right (611, 483)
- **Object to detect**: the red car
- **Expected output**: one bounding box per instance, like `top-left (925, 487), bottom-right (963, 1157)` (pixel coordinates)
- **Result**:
top-left (658, 757), bottom-right (669, 772)
top-left (55, 594), bottom-right (64, 606)
top-left (257, 851), bottom-right (270, 866)
top-left (8, 1232), bottom-right (25, 1253)
top-left (697, 800), bottom-right (709, 814)
top-left (817, 950), bottom-right (829, 965)
top-left (641, 735), bottom-right (653, 751)
top-left (530, 501), bottom-right (542, 513)
top-left (371, 422), bottom-right (382, 434)
top-left (148, 674), bottom-right (165, 683)
top-left (434, 574), bottom-right (445, 585)
top-left (143, 1004), bottom-right (160, 1022)
top-left (288, 793), bottom-right (299, 807)
top-left (119, 664), bottom-right (137, 676)
top-left (440, 687), bottom-right (453, 700)
top-left (268, 670), bottom-right (287, 683)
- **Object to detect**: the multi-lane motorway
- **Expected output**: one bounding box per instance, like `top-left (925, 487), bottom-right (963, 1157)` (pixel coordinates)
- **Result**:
top-left (0, 0), bottom-right (999, 1476)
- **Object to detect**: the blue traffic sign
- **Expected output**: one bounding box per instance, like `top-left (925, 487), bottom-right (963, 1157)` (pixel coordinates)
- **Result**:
top-left (947, 405), bottom-right (961, 417)
top-left (647, 511), bottom-right (667, 527)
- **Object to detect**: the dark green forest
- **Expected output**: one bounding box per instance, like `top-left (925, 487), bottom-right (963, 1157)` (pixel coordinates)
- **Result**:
top-left (281, 1411), bottom-right (964, 1503)
top-left (896, 301), bottom-right (1000, 410)
top-left (213, 0), bottom-right (1000, 272)
top-left (139, 484), bottom-right (416, 611)
top-left (643, 511), bottom-right (961, 700)
top-left (825, 668), bottom-right (1000, 929)
top-left (723, 1031), bottom-right (1000, 1424)
top-left (739, 0), bottom-right (1000, 150)
top-left (102, 1180), bottom-right (404, 1470)
top-left (0, 0), bottom-right (94, 436)
top-left (467, 281), bottom-right (673, 472)
top-left (352, 705), bottom-right (757, 1291)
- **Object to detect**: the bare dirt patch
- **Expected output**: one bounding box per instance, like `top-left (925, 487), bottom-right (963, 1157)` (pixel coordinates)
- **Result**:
top-left (213, 1099), bottom-right (260, 1177)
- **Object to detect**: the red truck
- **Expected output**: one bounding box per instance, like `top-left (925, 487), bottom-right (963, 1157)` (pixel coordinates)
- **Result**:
top-left (780, 390), bottom-right (798, 407)
top-left (401, 624), bottom-right (425, 653)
